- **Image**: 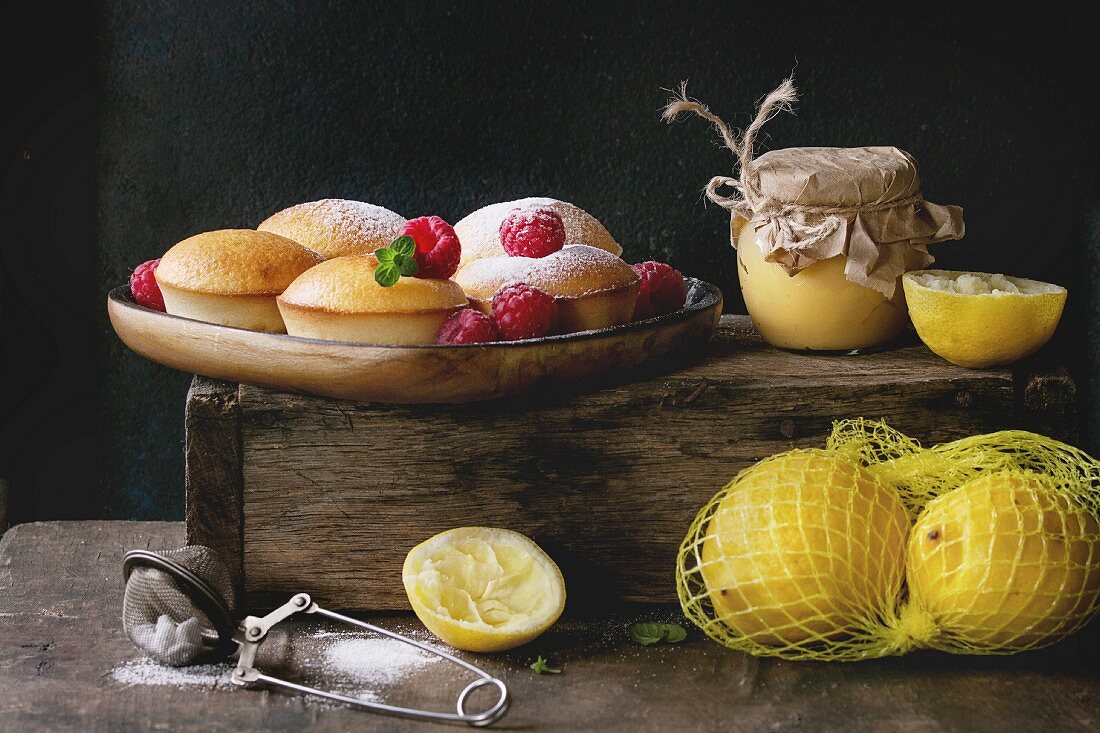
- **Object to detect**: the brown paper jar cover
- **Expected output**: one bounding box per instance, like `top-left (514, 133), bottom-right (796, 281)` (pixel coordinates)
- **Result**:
top-left (741, 146), bottom-right (965, 298)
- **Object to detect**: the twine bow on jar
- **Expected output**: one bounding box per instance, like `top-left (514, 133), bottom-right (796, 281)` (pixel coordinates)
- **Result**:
top-left (661, 78), bottom-right (965, 298)
top-left (662, 78), bottom-right (830, 247)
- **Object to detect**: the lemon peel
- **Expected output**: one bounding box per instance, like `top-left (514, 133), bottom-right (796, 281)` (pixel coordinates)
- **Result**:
top-left (903, 269), bottom-right (1066, 368)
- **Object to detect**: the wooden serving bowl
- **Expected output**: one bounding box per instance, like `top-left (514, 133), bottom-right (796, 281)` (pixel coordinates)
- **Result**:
top-left (107, 279), bottom-right (722, 403)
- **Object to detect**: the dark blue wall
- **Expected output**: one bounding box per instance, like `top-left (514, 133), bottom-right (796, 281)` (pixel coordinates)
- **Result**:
top-left (2, 2), bottom-right (1097, 522)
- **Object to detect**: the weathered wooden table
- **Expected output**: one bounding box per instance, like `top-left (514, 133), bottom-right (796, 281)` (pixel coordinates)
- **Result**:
top-left (1, 521), bottom-right (1097, 731)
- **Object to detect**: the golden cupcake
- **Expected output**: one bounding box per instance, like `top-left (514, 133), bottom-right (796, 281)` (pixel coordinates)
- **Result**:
top-left (454, 197), bottom-right (621, 267)
top-left (455, 244), bottom-right (640, 333)
top-left (277, 255), bottom-right (467, 345)
top-left (258, 198), bottom-right (407, 259)
top-left (155, 229), bottom-right (322, 333)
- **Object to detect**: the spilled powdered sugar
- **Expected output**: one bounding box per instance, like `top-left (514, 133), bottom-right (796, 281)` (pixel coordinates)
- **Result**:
top-left (109, 658), bottom-right (236, 689)
top-left (312, 629), bottom-right (439, 689)
top-left (108, 626), bottom-right (439, 707)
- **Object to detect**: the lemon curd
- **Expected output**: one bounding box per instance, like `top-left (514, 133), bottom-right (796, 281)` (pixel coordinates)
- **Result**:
top-left (736, 221), bottom-right (910, 351)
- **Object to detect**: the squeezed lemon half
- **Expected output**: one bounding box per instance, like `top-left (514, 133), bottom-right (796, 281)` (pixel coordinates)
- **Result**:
top-left (903, 269), bottom-right (1066, 368)
top-left (402, 527), bottom-right (566, 652)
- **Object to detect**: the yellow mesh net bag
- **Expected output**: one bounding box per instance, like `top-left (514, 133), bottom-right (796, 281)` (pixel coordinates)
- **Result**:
top-left (676, 420), bottom-right (1100, 661)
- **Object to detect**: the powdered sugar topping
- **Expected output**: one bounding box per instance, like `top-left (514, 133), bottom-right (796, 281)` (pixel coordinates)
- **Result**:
top-left (456, 244), bottom-right (636, 298)
top-left (260, 199), bottom-right (407, 258)
top-left (454, 197), bottom-right (621, 265)
top-left (456, 198), bottom-right (559, 248)
top-left (304, 199), bottom-right (406, 242)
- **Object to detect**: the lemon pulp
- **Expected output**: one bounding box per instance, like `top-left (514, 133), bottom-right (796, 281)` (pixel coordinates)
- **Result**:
top-left (402, 527), bottom-right (565, 652)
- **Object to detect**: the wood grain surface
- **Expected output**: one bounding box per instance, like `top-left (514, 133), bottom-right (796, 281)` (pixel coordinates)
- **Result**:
top-left (107, 280), bottom-right (721, 404)
top-left (0, 521), bottom-right (1096, 733)
top-left (196, 316), bottom-right (1078, 611)
top-left (185, 378), bottom-right (244, 600)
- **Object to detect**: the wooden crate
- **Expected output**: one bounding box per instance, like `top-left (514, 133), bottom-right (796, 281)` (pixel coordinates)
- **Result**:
top-left (185, 315), bottom-right (1077, 611)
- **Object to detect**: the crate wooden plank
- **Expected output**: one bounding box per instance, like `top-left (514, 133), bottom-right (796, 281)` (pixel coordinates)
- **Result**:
top-left (184, 377), bottom-right (244, 599)
top-left (180, 316), bottom-right (1079, 611)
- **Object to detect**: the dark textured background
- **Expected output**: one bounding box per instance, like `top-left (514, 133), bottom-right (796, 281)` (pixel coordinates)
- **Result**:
top-left (2, 2), bottom-right (1098, 522)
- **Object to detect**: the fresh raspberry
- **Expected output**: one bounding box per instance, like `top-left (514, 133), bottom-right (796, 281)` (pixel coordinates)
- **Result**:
top-left (499, 206), bottom-right (566, 258)
top-left (130, 258), bottom-right (166, 311)
top-left (399, 215), bottom-right (461, 279)
top-left (436, 308), bottom-right (501, 345)
top-left (632, 261), bottom-right (686, 320)
top-left (491, 283), bottom-right (558, 340)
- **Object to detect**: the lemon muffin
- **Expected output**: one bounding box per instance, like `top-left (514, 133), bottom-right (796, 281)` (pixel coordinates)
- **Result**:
top-left (258, 198), bottom-right (407, 260)
top-left (155, 229), bottom-right (322, 332)
top-left (455, 244), bottom-right (639, 333)
top-left (454, 197), bottom-right (621, 267)
top-left (277, 255), bottom-right (467, 345)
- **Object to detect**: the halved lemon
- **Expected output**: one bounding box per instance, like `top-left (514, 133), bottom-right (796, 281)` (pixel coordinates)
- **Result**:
top-left (902, 270), bottom-right (1067, 368)
top-left (402, 527), bottom-right (566, 652)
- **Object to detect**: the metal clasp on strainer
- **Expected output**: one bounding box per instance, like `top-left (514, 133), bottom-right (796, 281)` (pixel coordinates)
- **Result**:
top-left (122, 547), bottom-right (509, 727)
top-left (234, 592), bottom-right (509, 726)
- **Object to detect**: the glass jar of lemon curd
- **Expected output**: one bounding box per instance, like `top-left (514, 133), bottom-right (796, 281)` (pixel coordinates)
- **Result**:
top-left (735, 217), bottom-right (910, 351)
top-left (666, 83), bottom-right (965, 351)
top-left (732, 146), bottom-right (965, 350)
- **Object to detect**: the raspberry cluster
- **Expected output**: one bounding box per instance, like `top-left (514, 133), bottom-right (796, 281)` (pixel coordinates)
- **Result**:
top-left (435, 283), bottom-right (559, 344)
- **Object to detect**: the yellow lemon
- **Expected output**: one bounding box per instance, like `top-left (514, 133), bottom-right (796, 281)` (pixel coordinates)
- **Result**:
top-left (908, 472), bottom-right (1100, 651)
top-left (693, 450), bottom-right (910, 648)
top-left (402, 527), bottom-right (565, 652)
top-left (903, 269), bottom-right (1066, 368)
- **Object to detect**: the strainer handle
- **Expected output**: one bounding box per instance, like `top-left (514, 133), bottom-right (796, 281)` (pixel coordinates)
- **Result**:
top-left (233, 593), bottom-right (510, 727)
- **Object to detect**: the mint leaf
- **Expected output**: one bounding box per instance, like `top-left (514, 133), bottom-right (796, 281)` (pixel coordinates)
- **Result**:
top-left (630, 622), bottom-right (687, 645)
top-left (530, 655), bottom-right (560, 674)
top-left (394, 253), bottom-right (419, 277)
top-left (662, 624), bottom-right (687, 643)
top-left (374, 235), bottom-right (419, 286)
top-left (374, 263), bottom-right (400, 287)
top-left (390, 235), bottom-right (416, 258)
top-left (630, 623), bottom-right (665, 646)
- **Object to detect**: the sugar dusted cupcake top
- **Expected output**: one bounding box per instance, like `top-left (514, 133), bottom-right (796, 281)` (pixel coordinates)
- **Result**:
top-left (455, 244), bottom-right (638, 301)
top-left (454, 197), bottom-right (621, 267)
top-left (259, 198), bottom-right (407, 260)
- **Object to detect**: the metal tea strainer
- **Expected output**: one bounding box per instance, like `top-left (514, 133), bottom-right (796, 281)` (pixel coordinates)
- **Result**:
top-left (122, 545), bottom-right (510, 726)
